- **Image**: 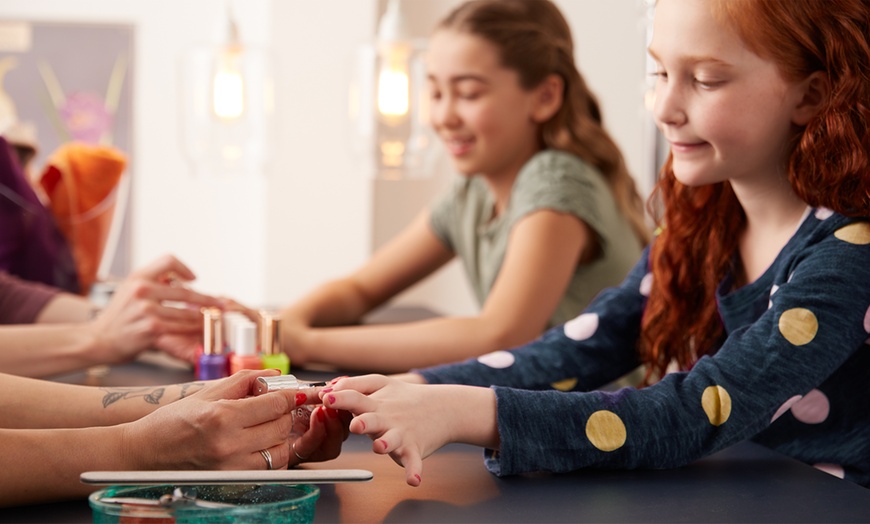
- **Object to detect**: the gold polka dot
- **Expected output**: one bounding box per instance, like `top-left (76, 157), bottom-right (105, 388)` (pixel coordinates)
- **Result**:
top-left (834, 222), bottom-right (870, 245)
top-left (551, 378), bottom-right (578, 391)
top-left (779, 307), bottom-right (819, 346)
top-left (701, 385), bottom-right (732, 426)
top-left (585, 410), bottom-right (627, 452)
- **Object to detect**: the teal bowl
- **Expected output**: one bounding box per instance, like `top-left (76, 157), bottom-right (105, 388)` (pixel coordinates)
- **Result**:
top-left (89, 483), bottom-right (319, 523)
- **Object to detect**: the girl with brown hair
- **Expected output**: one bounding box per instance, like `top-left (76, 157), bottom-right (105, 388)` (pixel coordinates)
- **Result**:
top-left (276, 0), bottom-right (648, 373)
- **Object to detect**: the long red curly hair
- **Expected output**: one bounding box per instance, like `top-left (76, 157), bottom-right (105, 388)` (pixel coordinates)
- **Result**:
top-left (639, 0), bottom-right (870, 382)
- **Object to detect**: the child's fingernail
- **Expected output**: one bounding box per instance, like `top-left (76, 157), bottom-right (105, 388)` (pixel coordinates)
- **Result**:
top-left (320, 387), bottom-right (333, 394)
top-left (327, 394), bottom-right (336, 405)
top-left (295, 393), bottom-right (307, 406)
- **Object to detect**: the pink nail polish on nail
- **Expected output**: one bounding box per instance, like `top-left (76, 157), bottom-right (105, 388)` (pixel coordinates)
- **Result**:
top-left (327, 394), bottom-right (336, 404)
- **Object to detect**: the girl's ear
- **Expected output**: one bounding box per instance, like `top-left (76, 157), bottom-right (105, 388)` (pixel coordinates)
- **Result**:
top-left (531, 74), bottom-right (564, 123)
top-left (792, 71), bottom-right (830, 126)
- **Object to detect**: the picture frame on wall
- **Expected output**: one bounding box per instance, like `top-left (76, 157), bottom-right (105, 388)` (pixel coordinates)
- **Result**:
top-left (0, 19), bottom-right (134, 288)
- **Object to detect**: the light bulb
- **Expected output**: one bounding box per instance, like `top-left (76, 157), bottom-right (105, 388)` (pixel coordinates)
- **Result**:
top-left (213, 47), bottom-right (245, 120)
top-left (377, 54), bottom-right (409, 119)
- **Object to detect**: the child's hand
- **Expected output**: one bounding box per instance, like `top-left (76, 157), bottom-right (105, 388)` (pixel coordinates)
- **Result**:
top-left (321, 375), bottom-right (496, 487)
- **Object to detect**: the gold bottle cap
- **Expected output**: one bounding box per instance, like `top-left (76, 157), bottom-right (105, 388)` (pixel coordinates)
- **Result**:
top-left (259, 310), bottom-right (281, 355)
top-left (202, 307), bottom-right (223, 355)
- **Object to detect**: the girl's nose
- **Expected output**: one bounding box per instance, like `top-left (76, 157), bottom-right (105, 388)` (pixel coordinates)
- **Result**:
top-left (652, 81), bottom-right (687, 128)
top-left (431, 97), bottom-right (460, 129)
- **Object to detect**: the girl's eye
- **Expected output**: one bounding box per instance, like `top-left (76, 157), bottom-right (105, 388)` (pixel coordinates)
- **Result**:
top-left (694, 78), bottom-right (723, 89)
top-left (650, 71), bottom-right (667, 81)
top-left (457, 91), bottom-right (481, 100)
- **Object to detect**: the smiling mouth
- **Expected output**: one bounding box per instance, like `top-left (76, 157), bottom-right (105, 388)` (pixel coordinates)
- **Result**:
top-left (443, 137), bottom-right (474, 156)
top-left (669, 141), bottom-right (709, 153)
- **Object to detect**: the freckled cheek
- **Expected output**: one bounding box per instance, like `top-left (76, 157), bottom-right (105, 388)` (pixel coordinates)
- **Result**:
top-left (695, 106), bottom-right (746, 149)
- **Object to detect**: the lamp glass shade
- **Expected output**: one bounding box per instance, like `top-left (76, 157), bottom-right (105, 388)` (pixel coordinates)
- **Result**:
top-left (349, 39), bottom-right (437, 180)
top-left (181, 43), bottom-right (273, 176)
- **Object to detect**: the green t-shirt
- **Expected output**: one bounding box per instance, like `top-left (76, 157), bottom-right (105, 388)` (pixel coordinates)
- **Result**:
top-left (430, 149), bottom-right (644, 328)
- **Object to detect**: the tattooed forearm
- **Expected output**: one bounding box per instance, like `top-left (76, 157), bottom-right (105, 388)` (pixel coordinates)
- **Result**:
top-left (100, 382), bottom-right (207, 408)
top-left (101, 387), bottom-right (165, 408)
top-left (180, 382), bottom-right (206, 399)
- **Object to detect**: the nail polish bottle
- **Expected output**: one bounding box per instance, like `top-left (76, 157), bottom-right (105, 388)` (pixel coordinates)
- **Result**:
top-left (221, 311), bottom-right (247, 371)
top-left (196, 307), bottom-right (228, 380)
top-left (230, 320), bottom-right (263, 374)
top-left (259, 311), bottom-right (290, 374)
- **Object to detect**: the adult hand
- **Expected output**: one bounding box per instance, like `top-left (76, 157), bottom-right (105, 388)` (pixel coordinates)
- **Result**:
top-left (253, 380), bottom-right (351, 467)
top-left (122, 370), bottom-right (302, 470)
top-left (89, 254), bottom-right (221, 364)
top-left (321, 374), bottom-right (480, 487)
top-left (287, 404), bottom-right (352, 467)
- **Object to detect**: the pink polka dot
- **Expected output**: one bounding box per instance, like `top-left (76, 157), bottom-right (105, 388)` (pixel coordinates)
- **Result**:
top-left (771, 395), bottom-right (802, 423)
top-left (768, 285), bottom-right (779, 310)
top-left (863, 304), bottom-right (870, 333)
top-left (564, 313), bottom-right (599, 341)
top-left (814, 463), bottom-right (845, 479)
top-left (814, 208), bottom-right (834, 220)
top-left (639, 273), bottom-right (653, 297)
top-left (477, 351), bottom-right (515, 369)
top-left (791, 389), bottom-right (830, 424)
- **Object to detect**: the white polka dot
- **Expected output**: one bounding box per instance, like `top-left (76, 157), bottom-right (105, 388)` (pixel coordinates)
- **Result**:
top-left (477, 351), bottom-right (515, 368)
top-left (791, 389), bottom-right (830, 424)
top-left (564, 313), bottom-right (599, 341)
top-left (771, 395), bottom-right (802, 423)
top-left (814, 463), bottom-right (845, 479)
top-left (814, 207), bottom-right (834, 220)
top-left (864, 304), bottom-right (870, 333)
top-left (639, 273), bottom-right (653, 297)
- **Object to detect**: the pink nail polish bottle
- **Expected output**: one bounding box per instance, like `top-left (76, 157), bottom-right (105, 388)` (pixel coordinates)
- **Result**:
top-left (230, 320), bottom-right (263, 374)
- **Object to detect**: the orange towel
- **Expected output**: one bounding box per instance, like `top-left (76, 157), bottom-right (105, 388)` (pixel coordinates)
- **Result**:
top-left (38, 142), bottom-right (126, 295)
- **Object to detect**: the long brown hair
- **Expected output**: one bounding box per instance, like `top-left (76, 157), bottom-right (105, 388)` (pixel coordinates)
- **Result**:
top-left (640, 0), bottom-right (870, 381)
top-left (439, 0), bottom-right (650, 245)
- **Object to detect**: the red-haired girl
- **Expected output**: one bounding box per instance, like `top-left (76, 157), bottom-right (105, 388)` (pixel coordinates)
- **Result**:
top-left (322, 0), bottom-right (870, 488)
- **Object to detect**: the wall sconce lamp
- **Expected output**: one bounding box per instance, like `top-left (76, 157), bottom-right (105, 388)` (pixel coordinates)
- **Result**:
top-left (181, 6), bottom-right (272, 176)
top-left (349, 0), bottom-right (437, 180)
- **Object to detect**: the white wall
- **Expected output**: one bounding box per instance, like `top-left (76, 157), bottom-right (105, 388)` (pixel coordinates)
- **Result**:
top-left (1, 0), bottom-right (652, 314)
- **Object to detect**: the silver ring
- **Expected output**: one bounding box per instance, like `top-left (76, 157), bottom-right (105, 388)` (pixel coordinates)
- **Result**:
top-left (292, 442), bottom-right (307, 462)
top-left (259, 449), bottom-right (273, 470)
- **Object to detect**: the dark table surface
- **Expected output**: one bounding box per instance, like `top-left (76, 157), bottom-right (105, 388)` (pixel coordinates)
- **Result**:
top-left (4, 306), bottom-right (870, 522)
